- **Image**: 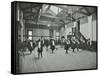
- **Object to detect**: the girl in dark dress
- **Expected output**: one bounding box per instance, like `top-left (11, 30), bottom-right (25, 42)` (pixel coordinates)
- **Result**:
top-left (64, 39), bottom-right (71, 54)
top-left (71, 37), bottom-right (76, 52)
top-left (32, 40), bottom-right (36, 51)
top-left (37, 38), bottom-right (44, 58)
top-left (50, 39), bottom-right (55, 53)
top-left (75, 39), bottom-right (80, 52)
top-left (27, 40), bottom-right (33, 54)
top-left (64, 40), bottom-right (68, 54)
top-left (37, 39), bottom-right (41, 58)
top-left (45, 39), bottom-right (49, 51)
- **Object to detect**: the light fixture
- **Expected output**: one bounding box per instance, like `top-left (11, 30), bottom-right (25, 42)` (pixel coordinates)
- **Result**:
top-left (48, 24), bottom-right (50, 27)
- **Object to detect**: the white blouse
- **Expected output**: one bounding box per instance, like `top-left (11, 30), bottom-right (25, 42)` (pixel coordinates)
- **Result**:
top-left (38, 42), bottom-right (41, 48)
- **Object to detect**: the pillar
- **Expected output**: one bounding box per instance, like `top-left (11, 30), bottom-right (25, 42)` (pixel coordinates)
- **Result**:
top-left (73, 21), bottom-right (77, 34)
top-left (53, 30), bottom-right (56, 39)
top-left (20, 11), bottom-right (24, 42)
top-left (88, 15), bottom-right (92, 44)
top-left (60, 27), bottom-right (65, 38)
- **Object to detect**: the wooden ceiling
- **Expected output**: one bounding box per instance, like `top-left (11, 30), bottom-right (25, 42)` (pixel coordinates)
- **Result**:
top-left (18, 3), bottom-right (97, 27)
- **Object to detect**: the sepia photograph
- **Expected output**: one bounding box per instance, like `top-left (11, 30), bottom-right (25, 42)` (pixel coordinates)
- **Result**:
top-left (11, 1), bottom-right (97, 74)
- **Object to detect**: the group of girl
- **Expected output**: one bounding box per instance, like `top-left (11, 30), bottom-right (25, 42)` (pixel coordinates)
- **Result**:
top-left (18, 35), bottom-right (86, 58)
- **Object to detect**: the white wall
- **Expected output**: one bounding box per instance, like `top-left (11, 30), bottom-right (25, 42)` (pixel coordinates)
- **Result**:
top-left (92, 20), bottom-right (97, 41)
top-left (60, 27), bottom-right (65, 38)
top-left (80, 17), bottom-right (97, 41)
top-left (53, 30), bottom-right (56, 39)
top-left (80, 22), bottom-right (89, 39)
top-left (65, 15), bottom-right (97, 41)
top-left (65, 25), bottom-right (72, 39)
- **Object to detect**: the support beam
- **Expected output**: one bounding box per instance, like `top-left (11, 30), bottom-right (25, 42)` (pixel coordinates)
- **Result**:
top-left (23, 12), bottom-right (35, 19)
top-left (21, 4), bottom-right (41, 10)
top-left (82, 7), bottom-right (91, 15)
top-left (66, 14), bottom-right (76, 21)
top-left (76, 11), bottom-right (90, 16)
top-left (20, 11), bottom-right (24, 42)
top-left (88, 15), bottom-right (92, 45)
top-left (34, 6), bottom-right (42, 24)
top-left (25, 23), bottom-right (61, 30)
top-left (46, 5), bottom-right (51, 11)
top-left (54, 5), bottom-right (68, 10)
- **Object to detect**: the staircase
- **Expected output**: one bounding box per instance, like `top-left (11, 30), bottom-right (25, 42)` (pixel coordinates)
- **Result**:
top-left (74, 32), bottom-right (97, 51)
top-left (74, 31), bottom-right (88, 50)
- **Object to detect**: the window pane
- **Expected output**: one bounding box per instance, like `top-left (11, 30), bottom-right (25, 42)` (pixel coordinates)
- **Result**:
top-left (28, 31), bottom-right (32, 35)
top-left (28, 37), bottom-right (32, 40)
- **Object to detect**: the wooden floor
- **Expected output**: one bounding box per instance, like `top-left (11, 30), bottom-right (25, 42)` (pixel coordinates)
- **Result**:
top-left (19, 46), bottom-right (97, 73)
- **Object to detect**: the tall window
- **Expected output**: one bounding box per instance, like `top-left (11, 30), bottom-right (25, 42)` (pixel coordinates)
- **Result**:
top-left (28, 30), bottom-right (32, 40)
top-left (56, 32), bottom-right (59, 39)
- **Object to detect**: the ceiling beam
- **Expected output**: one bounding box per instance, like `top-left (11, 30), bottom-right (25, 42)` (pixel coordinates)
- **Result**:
top-left (66, 18), bottom-right (74, 21)
top-left (76, 11), bottom-right (89, 16)
top-left (25, 23), bottom-right (61, 30)
top-left (23, 15), bottom-right (34, 19)
top-left (35, 6), bottom-right (42, 24)
top-left (25, 19), bottom-right (62, 26)
top-left (23, 12), bottom-right (35, 19)
top-left (54, 5), bottom-right (68, 10)
top-left (21, 4), bottom-right (42, 10)
top-left (66, 14), bottom-right (76, 21)
top-left (49, 9), bottom-right (57, 16)
top-left (46, 5), bottom-right (51, 11)
top-left (23, 12), bottom-right (34, 16)
top-left (71, 7), bottom-right (88, 15)
top-left (65, 15), bottom-right (86, 25)
top-left (82, 7), bottom-right (91, 15)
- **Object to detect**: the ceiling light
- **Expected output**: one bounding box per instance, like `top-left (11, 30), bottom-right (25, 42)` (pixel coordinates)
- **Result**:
top-left (48, 24), bottom-right (50, 27)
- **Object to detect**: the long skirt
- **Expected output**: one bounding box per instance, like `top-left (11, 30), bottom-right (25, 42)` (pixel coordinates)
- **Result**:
top-left (50, 45), bottom-right (55, 51)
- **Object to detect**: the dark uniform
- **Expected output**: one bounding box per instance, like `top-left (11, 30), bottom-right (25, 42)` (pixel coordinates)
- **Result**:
top-left (71, 38), bottom-right (76, 52)
top-left (37, 39), bottom-right (44, 58)
top-left (64, 40), bottom-right (70, 54)
top-left (75, 39), bottom-right (80, 51)
top-left (32, 41), bottom-right (36, 50)
top-left (50, 39), bottom-right (55, 53)
top-left (27, 41), bottom-right (33, 54)
top-left (45, 39), bottom-right (49, 51)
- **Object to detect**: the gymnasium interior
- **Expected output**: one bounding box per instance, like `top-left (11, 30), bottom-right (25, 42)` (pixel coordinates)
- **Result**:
top-left (15, 2), bottom-right (97, 73)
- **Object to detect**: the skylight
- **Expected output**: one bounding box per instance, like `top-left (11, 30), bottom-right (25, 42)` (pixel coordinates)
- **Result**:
top-left (50, 5), bottom-right (62, 15)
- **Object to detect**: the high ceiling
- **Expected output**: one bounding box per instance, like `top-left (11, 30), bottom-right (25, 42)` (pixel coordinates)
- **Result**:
top-left (19, 3), bottom-right (97, 27)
